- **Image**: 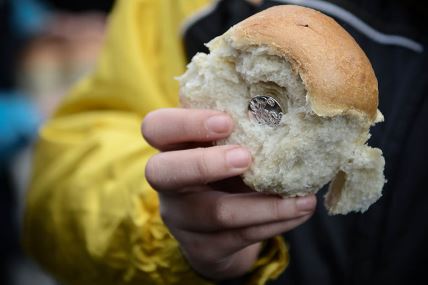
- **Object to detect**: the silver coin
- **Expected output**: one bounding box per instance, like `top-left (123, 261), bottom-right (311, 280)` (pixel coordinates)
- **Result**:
top-left (248, 96), bottom-right (284, 126)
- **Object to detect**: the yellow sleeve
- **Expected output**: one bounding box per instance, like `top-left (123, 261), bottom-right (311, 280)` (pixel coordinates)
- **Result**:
top-left (23, 0), bottom-right (288, 284)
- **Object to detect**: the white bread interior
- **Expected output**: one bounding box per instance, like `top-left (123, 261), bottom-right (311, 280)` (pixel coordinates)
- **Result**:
top-left (178, 6), bottom-right (385, 215)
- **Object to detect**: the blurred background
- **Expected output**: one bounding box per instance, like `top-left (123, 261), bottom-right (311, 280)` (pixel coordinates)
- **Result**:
top-left (0, 0), bottom-right (114, 284)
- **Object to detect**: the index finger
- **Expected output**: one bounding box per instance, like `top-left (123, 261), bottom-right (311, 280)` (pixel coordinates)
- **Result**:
top-left (145, 145), bottom-right (251, 192)
top-left (142, 108), bottom-right (234, 151)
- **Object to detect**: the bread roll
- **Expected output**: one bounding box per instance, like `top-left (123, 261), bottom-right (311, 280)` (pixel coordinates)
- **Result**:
top-left (178, 5), bottom-right (385, 215)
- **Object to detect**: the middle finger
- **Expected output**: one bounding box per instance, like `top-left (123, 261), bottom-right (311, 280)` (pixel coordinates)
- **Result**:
top-left (160, 191), bottom-right (316, 232)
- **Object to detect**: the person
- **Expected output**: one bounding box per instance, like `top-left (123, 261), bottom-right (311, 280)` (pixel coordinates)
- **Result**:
top-left (23, 0), bottom-right (428, 285)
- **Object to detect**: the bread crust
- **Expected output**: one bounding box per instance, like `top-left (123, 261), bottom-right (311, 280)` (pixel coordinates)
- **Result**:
top-left (227, 5), bottom-right (379, 121)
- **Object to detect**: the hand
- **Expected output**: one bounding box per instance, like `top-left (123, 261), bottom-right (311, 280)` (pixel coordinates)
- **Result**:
top-left (142, 108), bottom-right (316, 280)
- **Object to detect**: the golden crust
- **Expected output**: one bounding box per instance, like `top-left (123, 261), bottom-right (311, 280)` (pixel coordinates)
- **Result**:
top-left (228, 5), bottom-right (379, 121)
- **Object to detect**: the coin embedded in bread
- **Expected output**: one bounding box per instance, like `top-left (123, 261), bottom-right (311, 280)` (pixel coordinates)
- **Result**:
top-left (178, 5), bottom-right (385, 215)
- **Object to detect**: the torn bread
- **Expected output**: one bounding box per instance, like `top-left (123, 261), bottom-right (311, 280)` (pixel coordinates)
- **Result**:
top-left (178, 5), bottom-right (385, 215)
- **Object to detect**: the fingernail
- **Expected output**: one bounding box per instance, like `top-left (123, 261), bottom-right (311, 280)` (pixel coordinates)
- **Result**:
top-left (296, 195), bottom-right (316, 212)
top-left (205, 115), bottom-right (231, 134)
top-left (226, 148), bottom-right (251, 169)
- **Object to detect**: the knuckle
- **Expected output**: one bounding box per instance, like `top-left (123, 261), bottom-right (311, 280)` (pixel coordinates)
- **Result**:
top-left (145, 155), bottom-right (161, 190)
top-left (288, 199), bottom-right (300, 217)
top-left (235, 227), bottom-right (258, 244)
top-left (141, 111), bottom-right (158, 145)
top-left (195, 148), bottom-right (211, 184)
top-left (210, 196), bottom-right (233, 228)
top-left (270, 199), bottom-right (282, 221)
top-left (278, 198), bottom-right (300, 220)
top-left (182, 116), bottom-right (203, 139)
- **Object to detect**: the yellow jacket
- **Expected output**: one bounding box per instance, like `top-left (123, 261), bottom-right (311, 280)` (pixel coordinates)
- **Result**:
top-left (23, 0), bottom-right (288, 284)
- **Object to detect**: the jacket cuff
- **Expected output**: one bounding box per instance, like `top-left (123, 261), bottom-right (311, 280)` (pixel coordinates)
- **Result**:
top-left (246, 236), bottom-right (289, 285)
